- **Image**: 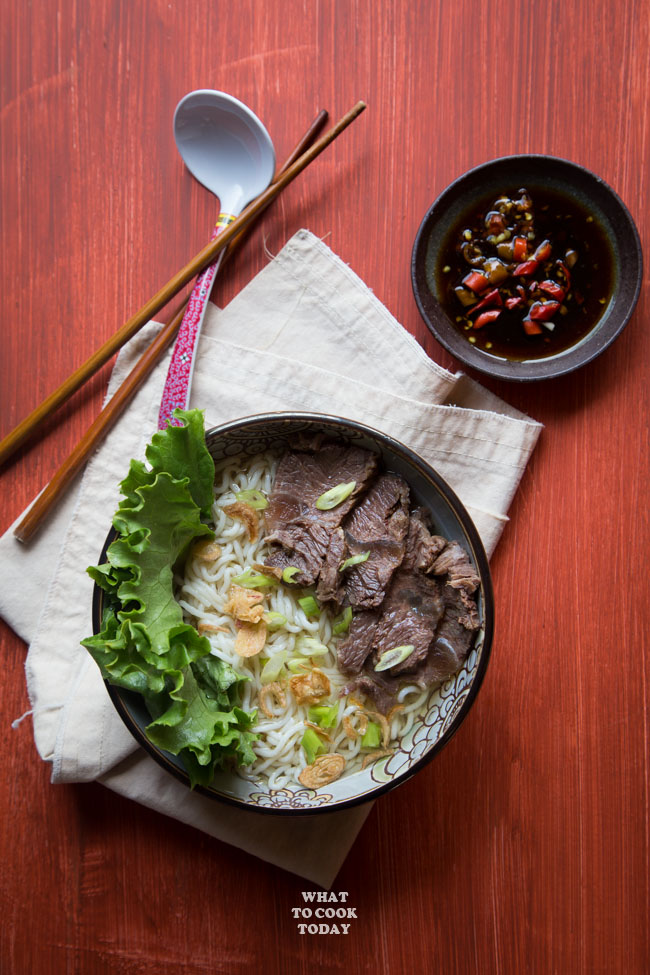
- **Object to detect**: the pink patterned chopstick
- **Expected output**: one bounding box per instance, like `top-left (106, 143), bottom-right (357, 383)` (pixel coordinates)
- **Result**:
top-left (157, 212), bottom-right (235, 429)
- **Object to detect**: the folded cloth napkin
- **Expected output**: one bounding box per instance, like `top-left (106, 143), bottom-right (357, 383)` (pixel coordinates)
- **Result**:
top-left (1, 230), bottom-right (542, 887)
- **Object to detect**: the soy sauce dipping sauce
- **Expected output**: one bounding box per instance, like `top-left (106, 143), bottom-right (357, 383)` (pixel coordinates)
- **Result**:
top-left (435, 187), bottom-right (615, 360)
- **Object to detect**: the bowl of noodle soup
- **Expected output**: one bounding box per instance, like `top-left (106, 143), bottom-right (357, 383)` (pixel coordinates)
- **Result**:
top-left (94, 413), bottom-right (493, 814)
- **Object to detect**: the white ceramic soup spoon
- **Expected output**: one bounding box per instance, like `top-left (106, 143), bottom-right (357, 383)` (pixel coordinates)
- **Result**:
top-left (158, 90), bottom-right (275, 428)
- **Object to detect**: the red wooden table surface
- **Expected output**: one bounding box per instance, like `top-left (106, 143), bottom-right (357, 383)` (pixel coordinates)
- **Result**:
top-left (1, 2), bottom-right (648, 973)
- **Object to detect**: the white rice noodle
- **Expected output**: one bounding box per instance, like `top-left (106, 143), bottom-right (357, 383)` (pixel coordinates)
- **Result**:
top-left (176, 451), bottom-right (434, 788)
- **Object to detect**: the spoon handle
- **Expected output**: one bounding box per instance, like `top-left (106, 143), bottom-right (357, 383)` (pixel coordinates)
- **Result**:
top-left (157, 213), bottom-right (235, 429)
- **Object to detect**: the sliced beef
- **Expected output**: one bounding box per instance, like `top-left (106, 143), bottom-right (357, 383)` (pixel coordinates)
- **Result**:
top-left (371, 569), bottom-right (445, 674)
top-left (401, 508), bottom-right (447, 572)
top-left (337, 609), bottom-right (380, 675)
top-left (339, 541), bottom-right (481, 708)
top-left (336, 564), bottom-right (445, 681)
top-left (335, 507), bottom-right (447, 681)
top-left (408, 639), bottom-right (466, 689)
top-left (263, 521), bottom-right (332, 585)
top-left (342, 672), bottom-right (396, 715)
top-left (433, 583), bottom-right (480, 656)
top-left (264, 441), bottom-right (379, 585)
top-left (431, 540), bottom-right (480, 593)
top-left (340, 474), bottom-right (410, 608)
top-left (401, 582), bottom-right (480, 689)
top-left (343, 590), bottom-right (479, 712)
top-left (315, 528), bottom-right (346, 603)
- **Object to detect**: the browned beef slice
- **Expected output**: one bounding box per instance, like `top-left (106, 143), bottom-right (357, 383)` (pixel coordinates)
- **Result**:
top-left (341, 474), bottom-right (410, 608)
top-left (336, 514), bottom-right (447, 680)
top-left (401, 508), bottom-right (448, 572)
top-left (341, 543), bottom-right (482, 706)
top-left (404, 583), bottom-right (480, 688)
top-left (372, 570), bottom-right (445, 674)
top-left (337, 609), bottom-right (379, 675)
top-left (342, 672), bottom-right (396, 715)
top-left (436, 583), bottom-right (479, 645)
top-left (408, 640), bottom-right (464, 688)
top-left (431, 540), bottom-right (480, 593)
top-left (264, 523), bottom-right (331, 585)
top-left (315, 528), bottom-right (346, 603)
top-left (264, 443), bottom-right (379, 585)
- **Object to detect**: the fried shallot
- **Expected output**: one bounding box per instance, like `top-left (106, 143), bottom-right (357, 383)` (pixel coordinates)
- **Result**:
top-left (298, 754), bottom-right (346, 788)
top-left (224, 501), bottom-right (259, 542)
top-left (259, 681), bottom-right (287, 718)
top-left (224, 584), bottom-right (265, 624)
top-left (234, 619), bottom-right (267, 657)
top-left (197, 622), bottom-right (228, 636)
top-left (361, 748), bottom-right (393, 769)
top-left (191, 539), bottom-right (222, 562)
top-left (342, 711), bottom-right (369, 739)
top-left (305, 721), bottom-right (332, 741)
top-left (289, 667), bottom-right (331, 705)
top-left (365, 710), bottom-right (390, 747)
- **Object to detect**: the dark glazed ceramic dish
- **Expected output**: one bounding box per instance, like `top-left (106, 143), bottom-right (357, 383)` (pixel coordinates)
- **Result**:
top-left (411, 155), bottom-right (643, 382)
top-left (92, 413), bottom-right (494, 815)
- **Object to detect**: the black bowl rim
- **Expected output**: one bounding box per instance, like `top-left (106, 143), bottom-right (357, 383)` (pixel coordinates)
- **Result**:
top-left (411, 153), bottom-right (643, 382)
top-left (93, 411), bottom-right (495, 815)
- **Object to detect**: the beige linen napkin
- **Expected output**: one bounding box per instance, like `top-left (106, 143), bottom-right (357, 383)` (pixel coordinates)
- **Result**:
top-left (1, 230), bottom-right (542, 887)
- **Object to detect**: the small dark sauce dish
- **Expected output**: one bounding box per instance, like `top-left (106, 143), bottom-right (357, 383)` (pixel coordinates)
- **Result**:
top-left (411, 155), bottom-right (643, 382)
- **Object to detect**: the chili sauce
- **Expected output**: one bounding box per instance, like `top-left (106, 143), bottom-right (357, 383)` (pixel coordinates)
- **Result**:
top-left (434, 187), bottom-right (615, 360)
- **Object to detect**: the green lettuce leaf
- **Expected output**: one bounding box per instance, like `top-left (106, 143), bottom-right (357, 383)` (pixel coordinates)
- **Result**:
top-left (81, 408), bottom-right (258, 787)
top-left (146, 662), bottom-right (258, 782)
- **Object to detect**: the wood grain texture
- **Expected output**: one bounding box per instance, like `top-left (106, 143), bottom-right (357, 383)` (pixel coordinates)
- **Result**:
top-left (1, 1), bottom-right (648, 973)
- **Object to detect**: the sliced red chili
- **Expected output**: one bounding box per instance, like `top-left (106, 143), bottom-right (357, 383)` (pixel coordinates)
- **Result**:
top-left (468, 288), bottom-right (503, 316)
top-left (473, 309), bottom-right (502, 329)
top-left (539, 280), bottom-right (566, 301)
top-left (523, 318), bottom-right (543, 335)
top-left (505, 296), bottom-right (524, 310)
top-left (534, 239), bottom-right (552, 261)
top-left (530, 301), bottom-right (561, 321)
top-left (463, 271), bottom-right (490, 294)
top-left (486, 211), bottom-right (506, 233)
top-left (556, 260), bottom-right (571, 288)
top-left (513, 236), bottom-right (528, 261)
top-left (514, 260), bottom-right (539, 277)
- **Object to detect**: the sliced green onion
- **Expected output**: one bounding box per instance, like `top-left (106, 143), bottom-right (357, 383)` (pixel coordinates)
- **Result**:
top-left (315, 481), bottom-right (356, 510)
top-left (308, 704), bottom-right (339, 729)
top-left (288, 657), bottom-right (310, 673)
top-left (260, 650), bottom-right (289, 684)
top-left (297, 637), bottom-right (330, 657)
top-left (263, 611), bottom-right (287, 630)
top-left (374, 644), bottom-right (415, 672)
top-left (332, 605), bottom-right (353, 635)
top-left (298, 595), bottom-right (321, 618)
top-left (301, 727), bottom-right (327, 764)
top-left (339, 551), bottom-right (370, 572)
top-left (234, 489), bottom-right (268, 510)
top-left (231, 570), bottom-right (277, 588)
top-left (361, 721), bottom-right (382, 749)
top-left (282, 566), bottom-right (300, 583)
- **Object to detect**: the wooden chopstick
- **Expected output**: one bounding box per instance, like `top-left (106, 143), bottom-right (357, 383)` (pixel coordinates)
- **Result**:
top-left (13, 305), bottom-right (187, 544)
top-left (1, 102), bottom-right (364, 470)
top-left (12, 109), bottom-right (336, 544)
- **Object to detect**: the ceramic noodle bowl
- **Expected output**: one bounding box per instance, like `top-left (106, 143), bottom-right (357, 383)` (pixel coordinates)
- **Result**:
top-left (93, 413), bottom-right (494, 814)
